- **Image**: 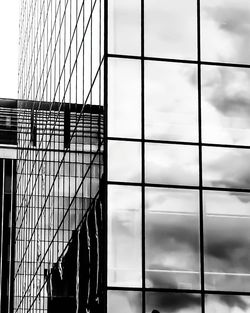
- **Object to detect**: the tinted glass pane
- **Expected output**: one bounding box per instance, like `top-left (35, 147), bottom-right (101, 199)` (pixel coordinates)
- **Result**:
top-left (201, 0), bottom-right (250, 64)
top-left (203, 146), bottom-right (250, 189)
top-left (108, 0), bottom-right (140, 55)
top-left (108, 291), bottom-right (142, 313)
top-left (108, 140), bottom-right (141, 183)
top-left (145, 143), bottom-right (199, 186)
top-left (145, 61), bottom-right (198, 142)
top-left (202, 65), bottom-right (250, 145)
top-left (108, 185), bottom-right (142, 287)
top-left (206, 294), bottom-right (250, 312)
top-left (145, 188), bottom-right (200, 289)
top-left (145, 0), bottom-right (197, 60)
top-left (204, 191), bottom-right (250, 291)
top-left (108, 58), bottom-right (141, 138)
top-left (146, 292), bottom-right (201, 313)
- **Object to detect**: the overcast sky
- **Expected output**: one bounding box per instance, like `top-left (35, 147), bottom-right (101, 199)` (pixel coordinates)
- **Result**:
top-left (0, 0), bottom-right (19, 99)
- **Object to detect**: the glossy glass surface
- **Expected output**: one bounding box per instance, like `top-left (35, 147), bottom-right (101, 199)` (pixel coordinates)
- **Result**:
top-left (201, 0), bottom-right (250, 64)
top-left (202, 65), bottom-right (250, 145)
top-left (206, 294), bottom-right (250, 313)
top-left (145, 0), bottom-right (197, 60)
top-left (145, 61), bottom-right (198, 142)
top-left (108, 291), bottom-right (142, 313)
top-left (203, 146), bottom-right (250, 189)
top-left (108, 0), bottom-right (141, 55)
top-left (145, 188), bottom-right (200, 289)
top-left (204, 191), bottom-right (250, 291)
top-left (108, 58), bottom-right (141, 138)
top-left (108, 140), bottom-right (141, 183)
top-left (108, 185), bottom-right (142, 287)
top-left (146, 292), bottom-right (201, 313)
top-left (145, 143), bottom-right (199, 186)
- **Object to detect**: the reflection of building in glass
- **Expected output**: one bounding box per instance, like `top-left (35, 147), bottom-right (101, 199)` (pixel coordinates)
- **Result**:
top-left (0, 99), bottom-right (17, 313)
top-left (17, 0), bottom-right (250, 313)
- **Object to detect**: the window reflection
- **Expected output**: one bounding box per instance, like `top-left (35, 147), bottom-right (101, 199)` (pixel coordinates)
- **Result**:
top-left (145, 0), bottom-right (197, 60)
top-left (108, 58), bottom-right (141, 138)
top-left (108, 185), bottom-right (142, 287)
top-left (146, 292), bottom-right (201, 313)
top-left (145, 61), bottom-right (198, 142)
top-left (108, 140), bottom-right (141, 183)
top-left (201, 0), bottom-right (250, 64)
top-left (108, 0), bottom-right (141, 55)
top-left (202, 65), bottom-right (250, 145)
top-left (145, 188), bottom-right (200, 289)
top-left (206, 294), bottom-right (250, 313)
top-left (203, 146), bottom-right (250, 189)
top-left (204, 191), bottom-right (250, 291)
top-left (108, 291), bottom-right (142, 313)
top-left (145, 143), bottom-right (199, 186)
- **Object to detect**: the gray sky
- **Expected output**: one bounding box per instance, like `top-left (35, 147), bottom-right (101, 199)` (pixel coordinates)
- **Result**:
top-left (0, 0), bottom-right (19, 99)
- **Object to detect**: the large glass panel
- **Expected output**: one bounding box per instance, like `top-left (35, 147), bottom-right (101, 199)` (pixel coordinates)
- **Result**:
top-left (146, 292), bottom-right (201, 313)
top-left (145, 143), bottom-right (199, 186)
top-left (203, 146), bottom-right (250, 189)
top-left (145, 188), bottom-right (200, 289)
top-left (202, 65), bottom-right (250, 145)
top-left (206, 294), bottom-right (250, 312)
top-left (144, 0), bottom-right (197, 60)
top-left (108, 0), bottom-right (140, 55)
top-left (201, 0), bottom-right (250, 64)
top-left (108, 140), bottom-right (141, 183)
top-left (108, 290), bottom-right (142, 313)
top-left (204, 191), bottom-right (250, 291)
top-left (145, 61), bottom-right (198, 142)
top-left (108, 58), bottom-right (141, 139)
top-left (108, 185), bottom-right (142, 287)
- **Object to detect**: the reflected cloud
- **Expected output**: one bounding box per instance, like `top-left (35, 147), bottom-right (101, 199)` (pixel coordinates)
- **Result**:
top-left (206, 294), bottom-right (250, 313)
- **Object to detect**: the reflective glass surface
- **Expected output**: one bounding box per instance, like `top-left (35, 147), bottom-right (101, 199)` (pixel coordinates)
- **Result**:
top-left (203, 146), bottom-right (250, 189)
top-left (108, 0), bottom-right (141, 55)
top-left (202, 65), bottom-right (250, 145)
top-left (108, 291), bottom-right (142, 313)
top-left (145, 188), bottom-right (200, 289)
top-left (145, 61), bottom-right (198, 142)
top-left (206, 294), bottom-right (250, 313)
top-left (108, 58), bottom-right (141, 138)
top-left (146, 143), bottom-right (199, 186)
top-left (201, 0), bottom-right (250, 64)
top-left (204, 191), bottom-right (250, 291)
top-left (146, 292), bottom-right (201, 313)
top-left (108, 185), bottom-right (142, 287)
top-left (145, 0), bottom-right (197, 60)
top-left (108, 140), bottom-right (141, 183)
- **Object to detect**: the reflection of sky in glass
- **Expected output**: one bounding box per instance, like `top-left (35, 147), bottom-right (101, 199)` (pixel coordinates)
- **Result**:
top-left (108, 185), bottom-right (142, 287)
top-left (145, 0), bottom-right (197, 60)
top-left (206, 294), bottom-right (250, 313)
top-left (145, 61), bottom-right (198, 142)
top-left (145, 188), bottom-right (200, 290)
top-left (108, 291), bottom-right (142, 313)
top-left (202, 66), bottom-right (250, 145)
top-left (201, 0), bottom-right (250, 64)
top-left (204, 191), bottom-right (250, 292)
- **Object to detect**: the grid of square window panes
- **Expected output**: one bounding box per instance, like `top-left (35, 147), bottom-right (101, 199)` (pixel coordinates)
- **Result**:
top-left (107, 0), bottom-right (250, 312)
top-left (15, 0), bottom-right (104, 312)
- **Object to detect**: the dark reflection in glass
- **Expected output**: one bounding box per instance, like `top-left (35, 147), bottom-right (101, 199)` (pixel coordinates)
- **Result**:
top-left (108, 0), bottom-right (141, 55)
top-left (108, 290), bottom-right (142, 313)
top-left (201, 0), bottom-right (250, 64)
top-left (145, 0), bottom-right (197, 60)
top-left (108, 185), bottom-right (142, 287)
top-left (146, 143), bottom-right (199, 186)
top-left (204, 191), bottom-right (250, 291)
top-left (146, 292), bottom-right (201, 313)
top-left (202, 65), bottom-right (250, 145)
top-left (108, 58), bottom-right (141, 138)
top-left (145, 61), bottom-right (198, 142)
top-left (203, 146), bottom-right (250, 189)
top-left (108, 140), bottom-right (141, 183)
top-left (145, 188), bottom-right (200, 289)
top-left (206, 294), bottom-right (250, 313)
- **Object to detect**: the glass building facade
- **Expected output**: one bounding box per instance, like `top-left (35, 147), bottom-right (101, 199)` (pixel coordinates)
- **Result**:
top-left (16, 0), bottom-right (250, 313)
